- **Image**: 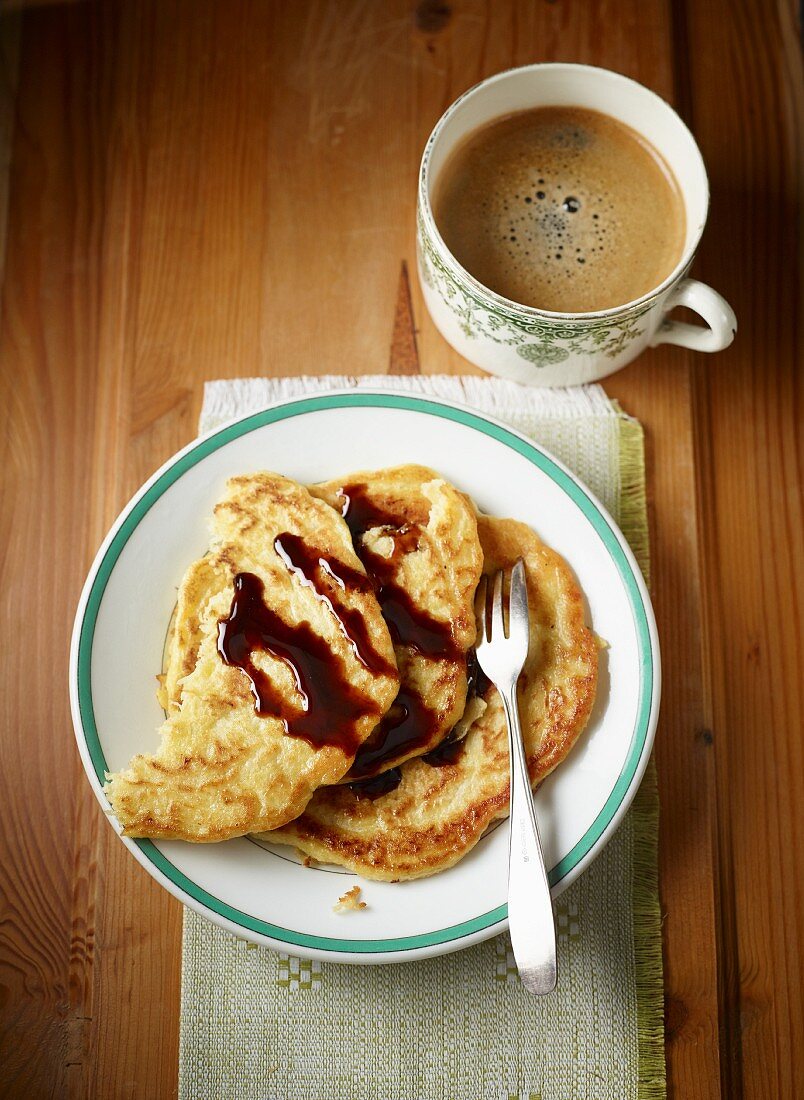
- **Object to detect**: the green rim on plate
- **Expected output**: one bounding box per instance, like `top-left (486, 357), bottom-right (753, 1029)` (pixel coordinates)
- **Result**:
top-left (75, 392), bottom-right (656, 955)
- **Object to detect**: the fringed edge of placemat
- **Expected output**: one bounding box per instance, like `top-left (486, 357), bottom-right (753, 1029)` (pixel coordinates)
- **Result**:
top-left (199, 375), bottom-right (621, 434)
top-left (633, 759), bottom-right (665, 1100)
top-left (616, 408), bottom-right (651, 590)
top-left (616, 410), bottom-right (665, 1100)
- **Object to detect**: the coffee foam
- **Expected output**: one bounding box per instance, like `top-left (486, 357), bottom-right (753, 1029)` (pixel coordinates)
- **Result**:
top-left (432, 107), bottom-right (685, 313)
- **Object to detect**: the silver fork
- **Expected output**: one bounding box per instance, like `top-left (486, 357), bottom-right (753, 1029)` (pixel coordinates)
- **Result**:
top-left (475, 559), bottom-right (557, 995)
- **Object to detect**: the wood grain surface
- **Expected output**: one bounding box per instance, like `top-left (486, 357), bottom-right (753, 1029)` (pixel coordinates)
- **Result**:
top-left (0, 2), bottom-right (800, 1098)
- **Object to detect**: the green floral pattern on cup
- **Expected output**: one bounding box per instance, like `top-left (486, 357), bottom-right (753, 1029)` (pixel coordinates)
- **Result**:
top-left (417, 214), bottom-right (652, 366)
top-left (516, 342), bottom-right (570, 366)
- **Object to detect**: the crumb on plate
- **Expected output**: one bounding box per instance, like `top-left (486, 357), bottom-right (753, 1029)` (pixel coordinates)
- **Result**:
top-left (334, 885), bottom-right (367, 913)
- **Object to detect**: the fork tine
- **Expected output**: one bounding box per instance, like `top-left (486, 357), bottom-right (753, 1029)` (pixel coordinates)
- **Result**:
top-left (475, 575), bottom-right (489, 643)
top-left (485, 574), bottom-right (495, 642)
top-left (510, 559), bottom-right (527, 614)
top-left (492, 569), bottom-right (505, 641)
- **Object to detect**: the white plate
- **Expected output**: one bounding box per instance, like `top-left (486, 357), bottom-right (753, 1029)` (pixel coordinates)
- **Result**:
top-left (70, 390), bottom-right (659, 964)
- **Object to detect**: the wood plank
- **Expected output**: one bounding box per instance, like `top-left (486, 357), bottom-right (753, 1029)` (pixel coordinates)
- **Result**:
top-left (0, 5), bottom-right (183, 1098)
top-left (0, 9), bottom-right (100, 1096)
top-left (678, 1), bottom-right (803, 1096)
top-left (388, 261), bottom-right (420, 375)
top-left (604, 359), bottom-right (723, 1098)
top-left (0, 10), bottom-right (21, 289)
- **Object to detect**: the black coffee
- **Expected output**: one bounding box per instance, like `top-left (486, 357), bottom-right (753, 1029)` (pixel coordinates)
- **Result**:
top-left (432, 106), bottom-right (686, 313)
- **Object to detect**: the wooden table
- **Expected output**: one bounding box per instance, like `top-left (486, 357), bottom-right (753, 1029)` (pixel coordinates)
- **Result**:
top-left (0, 2), bottom-right (800, 1097)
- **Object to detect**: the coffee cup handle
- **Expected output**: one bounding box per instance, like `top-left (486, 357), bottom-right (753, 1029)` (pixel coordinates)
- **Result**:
top-left (650, 278), bottom-right (737, 352)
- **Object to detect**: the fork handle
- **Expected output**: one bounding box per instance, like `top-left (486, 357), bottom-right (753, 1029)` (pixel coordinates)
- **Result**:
top-left (501, 686), bottom-right (558, 995)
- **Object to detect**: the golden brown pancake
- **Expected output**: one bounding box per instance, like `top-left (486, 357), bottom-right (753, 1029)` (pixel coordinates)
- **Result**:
top-left (309, 465), bottom-right (484, 779)
top-left (263, 515), bottom-right (597, 880)
top-left (105, 472), bottom-right (399, 842)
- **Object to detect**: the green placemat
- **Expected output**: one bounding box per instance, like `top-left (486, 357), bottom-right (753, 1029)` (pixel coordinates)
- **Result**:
top-left (179, 376), bottom-right (664, 1100)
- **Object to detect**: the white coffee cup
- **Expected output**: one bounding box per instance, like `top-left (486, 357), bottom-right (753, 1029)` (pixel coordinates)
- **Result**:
top-left (417, 63), bottom-right (736, 387)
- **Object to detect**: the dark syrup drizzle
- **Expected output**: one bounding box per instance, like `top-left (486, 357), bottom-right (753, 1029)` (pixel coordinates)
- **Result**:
top-left (337, 483), bottom-right (402, 540)
top-left (347, 688), bottom-right (438, 781)
top-left (420, 735), bottom-right (465, 768)
top-left (217, 570), bottom-right (381, 755)
top-left (272, 532), bottom-right (396, 677)
top-left (466, 646), bottom-right (491, 700)
top-left (347, 767), bottom-right (403, 801)
top-left (336, 481), bottom-right (466, 783)
top-left (337, 483), bottom-right (465, 785)
top-left (348, 648), bottom-right (492, 795)
top-left (359, 541), bottom-right (459, 658)
top-left (421, 650), bottom-right (491, 769)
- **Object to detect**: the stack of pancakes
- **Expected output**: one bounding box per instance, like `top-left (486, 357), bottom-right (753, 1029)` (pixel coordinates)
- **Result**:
top-left (105, 466), bottom-right (598, 881)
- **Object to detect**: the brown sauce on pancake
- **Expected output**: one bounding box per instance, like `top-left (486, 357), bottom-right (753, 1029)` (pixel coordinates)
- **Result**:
top-left (421, 734), bottom-right (465, 767)
top-left (465, 648), bottom-right (491, 700)
top-left (217, 571), bottom-right (380, 755)
top-left (273, 533), bottom-right (396, 677)
top-left (349, 647), bottom-right (491, 778)
top-left (339, 484), bottom-right (459, 658)
top-left (357, 542), bottom-right (460, 660)
top-left (422, 651), bottom-right (490, 768)
top-left (348, 687), bottom-right (440, 780)
top-left (347, 767), bottom-right (403, 800)
top-left (338, 482), bottom-right (404, 538)
top-left (338, 483), bottom-right (464, 779)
